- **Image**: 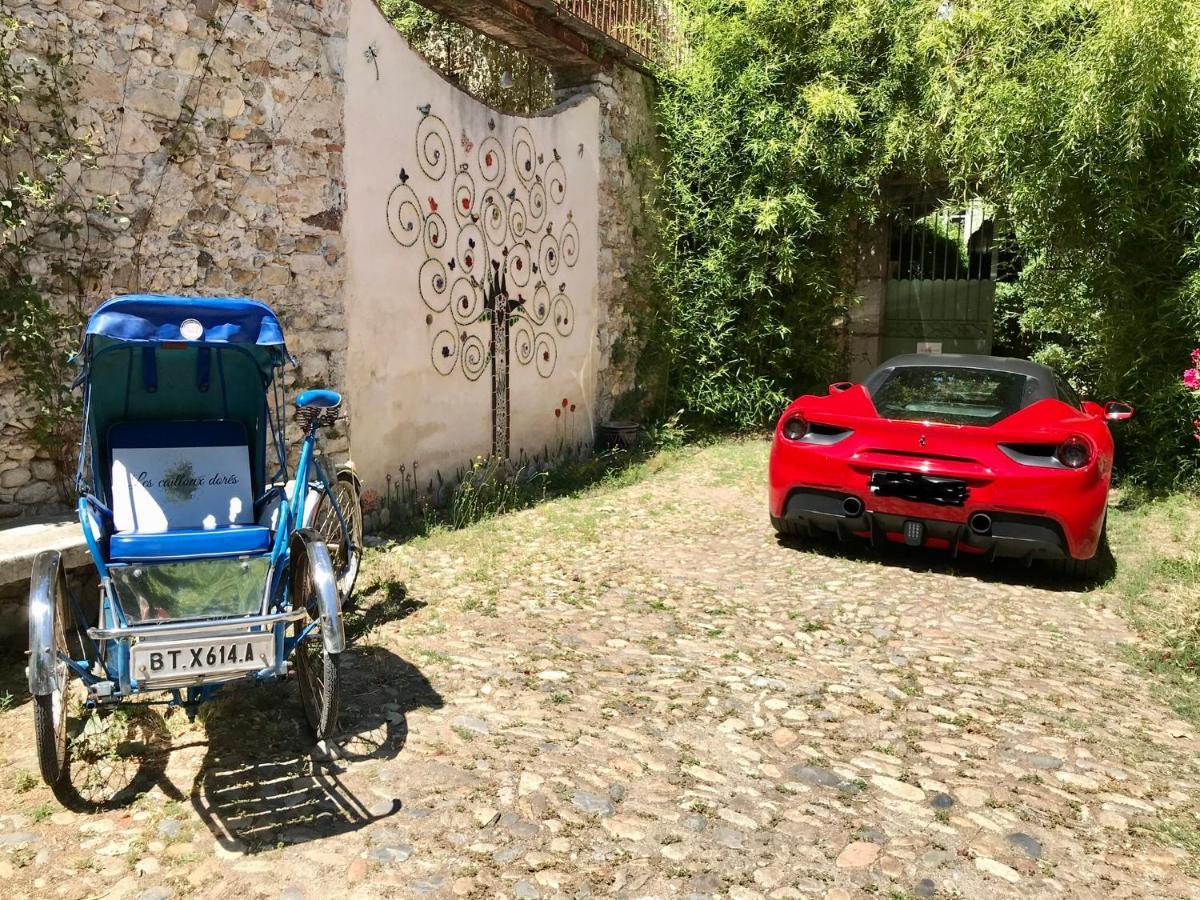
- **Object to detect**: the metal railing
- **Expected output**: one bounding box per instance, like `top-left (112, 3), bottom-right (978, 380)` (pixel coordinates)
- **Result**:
top-left (553, 0), bottom-right (678, 67)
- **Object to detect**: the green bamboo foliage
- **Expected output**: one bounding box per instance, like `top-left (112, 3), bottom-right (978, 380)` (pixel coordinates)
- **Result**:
top-left (657, 0), bottom-right (1200, 485)
top-left (655, 0), bottom-right (934, 427)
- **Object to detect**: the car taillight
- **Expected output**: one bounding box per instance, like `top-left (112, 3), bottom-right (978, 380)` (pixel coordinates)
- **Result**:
top-left (1056, 436), bottom-right (1092, 469)
top-left (782, 416), bottom-right (809, 441)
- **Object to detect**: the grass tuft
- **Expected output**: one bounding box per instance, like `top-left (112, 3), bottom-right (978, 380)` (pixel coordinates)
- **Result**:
top-left (1106, 491), bottom-right (1200, 725)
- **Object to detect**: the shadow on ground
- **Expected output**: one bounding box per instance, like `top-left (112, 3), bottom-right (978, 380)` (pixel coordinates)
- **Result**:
top-left (190, 582), bottom-right (441, 852)
top-left (51, 704), bottom-right (185, 812)
top-left (775, 531), bottom-right (1115, 592)
top-left (32, 575), bottom-right (441, 849)
top-left (190, 643), bottom-right (442, 852)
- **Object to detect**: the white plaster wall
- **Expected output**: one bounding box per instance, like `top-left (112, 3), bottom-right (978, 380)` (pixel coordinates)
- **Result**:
top-left (345, 0), bottom-right (601, 496)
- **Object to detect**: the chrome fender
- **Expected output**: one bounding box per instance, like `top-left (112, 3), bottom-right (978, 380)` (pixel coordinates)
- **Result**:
top-left (28, 550), bottom-right (63, 696)
top-left (334, 462), bottom-right (362, 493)
top-left (304, 462), bottom-right (361, 528)
top-left (289, 529), bottom-right (344, 654)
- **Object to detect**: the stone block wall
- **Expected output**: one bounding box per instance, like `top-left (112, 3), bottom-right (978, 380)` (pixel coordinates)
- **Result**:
top-left (848, 217), bottom-right (890, 381)
top-left (1, 0), bottom-right (352, 518)
top-left (562, 66), bottom-right (662, 421)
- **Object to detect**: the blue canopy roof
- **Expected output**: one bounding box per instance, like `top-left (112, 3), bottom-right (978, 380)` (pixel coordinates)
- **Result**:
top-left (83, 294), bottom-right (288, 351)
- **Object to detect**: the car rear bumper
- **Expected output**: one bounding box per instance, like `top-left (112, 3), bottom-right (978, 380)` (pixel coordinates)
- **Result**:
top-left (768, 435), bottom-right (1110, 560)
top-left (772, 486), bottom-right (1072, 561)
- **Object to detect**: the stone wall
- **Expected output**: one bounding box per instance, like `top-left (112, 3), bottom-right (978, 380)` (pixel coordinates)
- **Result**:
top-left (1, 0), bottom-right (352, 519)
top-left (565, 66), bottom-right (662, 422)
top-left (848, 216), bottom-right (890, 381)
top-left (0, 388), bottom-right (58, 518)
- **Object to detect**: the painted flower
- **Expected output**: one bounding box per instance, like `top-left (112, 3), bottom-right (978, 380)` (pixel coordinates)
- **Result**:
top-left (555, 408), bottom-right (562, 418)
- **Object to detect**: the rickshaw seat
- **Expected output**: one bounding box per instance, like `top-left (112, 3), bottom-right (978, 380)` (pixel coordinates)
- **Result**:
top-left (110, 526), bottom-right (272, 561)
top-left (105, 419), bottom-right (272, 563)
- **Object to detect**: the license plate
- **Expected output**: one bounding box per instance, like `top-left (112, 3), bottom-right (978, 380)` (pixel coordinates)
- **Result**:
top-left (132, 633), bottom-right (275, 683)
top-left (869, 470), bottom-right (969, 506)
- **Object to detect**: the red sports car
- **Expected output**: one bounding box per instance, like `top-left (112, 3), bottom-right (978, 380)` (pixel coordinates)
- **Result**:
top-left (769, 354), bottom-right (1134, 576)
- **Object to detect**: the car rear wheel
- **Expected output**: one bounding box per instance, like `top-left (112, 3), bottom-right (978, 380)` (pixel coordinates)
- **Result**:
top-left (1046, 516), bottom-right (1114, 582)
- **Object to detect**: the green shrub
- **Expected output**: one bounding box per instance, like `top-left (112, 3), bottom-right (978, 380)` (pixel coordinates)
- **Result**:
top-left (922, 0), bottom-right (1200, 487)
top-left (656, 0), bottom-right (932, 429)
top-left (657, 0), bottom-right (1200, 487)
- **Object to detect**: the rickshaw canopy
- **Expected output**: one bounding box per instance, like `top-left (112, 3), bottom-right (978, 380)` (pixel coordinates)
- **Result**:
top-left (81, 294), bottom-right (290, 367)
top-left (76, 295), bottom-right (292, 505)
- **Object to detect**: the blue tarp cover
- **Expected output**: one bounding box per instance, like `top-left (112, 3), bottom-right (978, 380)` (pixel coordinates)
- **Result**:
top-left (84, 294), bottom-right (287, 349)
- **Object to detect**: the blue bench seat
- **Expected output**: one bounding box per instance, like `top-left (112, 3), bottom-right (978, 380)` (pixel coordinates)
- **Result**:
top-left (109, 525), bottom-right (272, 562)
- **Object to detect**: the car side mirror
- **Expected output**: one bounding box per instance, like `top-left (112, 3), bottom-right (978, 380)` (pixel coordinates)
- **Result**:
top-left (1104, 401), bottom-right (1134, 422)
top-left (829, 382), bottom-right (854, 394)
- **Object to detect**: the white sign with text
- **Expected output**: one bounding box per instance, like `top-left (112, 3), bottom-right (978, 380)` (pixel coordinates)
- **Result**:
top-left (111, 446), bottom-right (253, 533)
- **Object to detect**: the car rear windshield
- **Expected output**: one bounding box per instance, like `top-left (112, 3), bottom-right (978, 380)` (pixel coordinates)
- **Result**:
top-left (870, 366), bottom-right (1029, 426)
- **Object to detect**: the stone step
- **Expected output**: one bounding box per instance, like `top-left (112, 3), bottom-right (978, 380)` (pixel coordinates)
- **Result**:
top-left (0, 515), bottom-right (92, 639)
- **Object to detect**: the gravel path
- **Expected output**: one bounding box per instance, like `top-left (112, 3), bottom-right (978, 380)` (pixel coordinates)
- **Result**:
top-left (0, 440), bottom-right (1196, 899)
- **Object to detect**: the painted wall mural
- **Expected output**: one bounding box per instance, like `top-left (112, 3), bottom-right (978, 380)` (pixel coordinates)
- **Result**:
top-left (345, 0), bottom-right (600, 501)
top-left (384, 111), bottom-right (582, 458)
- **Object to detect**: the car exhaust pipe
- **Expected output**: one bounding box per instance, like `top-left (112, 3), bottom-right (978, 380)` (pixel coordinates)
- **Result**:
top-left (842, 496), bottom-right (863, 518)
top-left (969, 512), bottom-right (992, 535)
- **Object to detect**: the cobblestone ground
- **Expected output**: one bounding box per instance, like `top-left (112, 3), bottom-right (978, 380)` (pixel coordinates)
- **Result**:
top-left (0, 440), bottom-right (1198, 900)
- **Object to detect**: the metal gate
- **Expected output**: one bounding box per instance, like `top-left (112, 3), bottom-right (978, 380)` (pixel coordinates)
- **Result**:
top-left (882, 200), bottom-right (997, 361)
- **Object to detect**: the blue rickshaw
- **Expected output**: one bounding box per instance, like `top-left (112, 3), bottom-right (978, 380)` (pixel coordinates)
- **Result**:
top-left (28, 295), bottom-right (363, 789)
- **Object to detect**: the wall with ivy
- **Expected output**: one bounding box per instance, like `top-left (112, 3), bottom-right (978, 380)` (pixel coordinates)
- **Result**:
top-left (0, 0), bottom-right (351, 518)
top-left (379, 0), bottom-right (557, 114)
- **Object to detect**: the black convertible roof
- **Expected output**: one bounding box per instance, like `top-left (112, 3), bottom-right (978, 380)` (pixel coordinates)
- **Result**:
top-left (865, 353), bottom-right (1059, 404)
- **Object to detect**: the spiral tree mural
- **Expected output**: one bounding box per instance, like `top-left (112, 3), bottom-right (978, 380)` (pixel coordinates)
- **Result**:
top-left (385, 108), bottom-right (581, 459)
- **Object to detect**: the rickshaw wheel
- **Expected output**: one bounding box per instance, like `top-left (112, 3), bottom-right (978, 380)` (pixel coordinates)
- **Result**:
top-left (312, 470), bottom-right (363, 606)
top-left (292, 550), bottom-right (341, 740)
top-left (31, 555), bottom-right (73, 786)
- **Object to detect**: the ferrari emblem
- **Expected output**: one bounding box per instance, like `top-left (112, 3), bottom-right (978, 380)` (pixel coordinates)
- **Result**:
top-left (919, 435), bottom-right (928, 447)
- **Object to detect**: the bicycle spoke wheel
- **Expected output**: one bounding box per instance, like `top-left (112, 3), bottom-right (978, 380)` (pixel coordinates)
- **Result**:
top-left (30, 552), bottom-right (74, 787)
top-left (33, 599), bottom-right (69, 785)
top-left (292, 546), bottom-right (341, 740)
top-left (312, 471), bottom-right (362, 603)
